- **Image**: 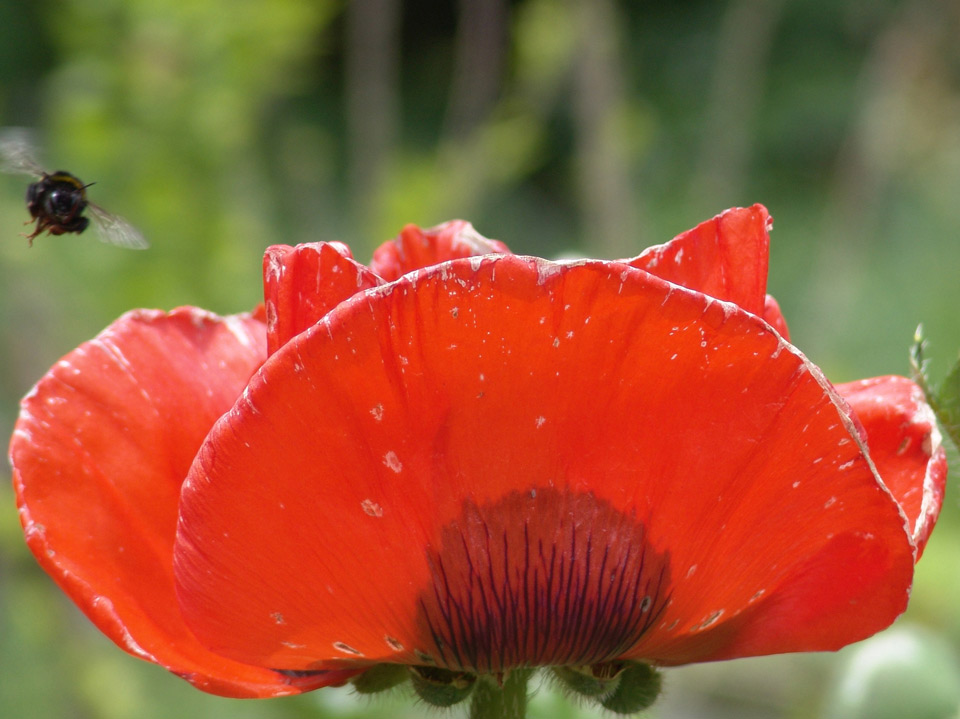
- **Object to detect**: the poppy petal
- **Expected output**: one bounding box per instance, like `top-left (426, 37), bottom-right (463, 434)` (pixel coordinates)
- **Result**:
top-left (836, 376), bottom-right (947, 558)
top-left (9, 308), bottom-right (355, 696)
top-left (369, 220), bottom-right (512, 281)
top-left (762, 294), bottom-right (790, 340)
top-left (263, 242), bottom-right (384, 355)
top-left (627, 204), bottom-right (772, 317)
top-left (175, 256), bottom-right (916, 674)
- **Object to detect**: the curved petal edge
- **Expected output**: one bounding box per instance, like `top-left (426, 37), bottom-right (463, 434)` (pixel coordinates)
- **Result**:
top-left (9, 307), bottom-right (351, 696)
top-left (837, 375), bottom-right (947, 559)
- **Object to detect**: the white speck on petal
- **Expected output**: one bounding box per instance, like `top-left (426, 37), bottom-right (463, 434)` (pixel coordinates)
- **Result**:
top-left (362, 499), bottom-right (383, 517)
top-left (536, 260), bottom-right (564, 285)
top-left (371, 404), bottom-right (384, 421)
top-left (535, 416), bottom-right (546, 428)
top-left (265, 253), bottom-right (283, 285)
top-left (264, 300), bottom-right (277, 329)
top-left (384, 452), bottom-right (403, 473)
top-left (697, 610), bottom-right (724, 629)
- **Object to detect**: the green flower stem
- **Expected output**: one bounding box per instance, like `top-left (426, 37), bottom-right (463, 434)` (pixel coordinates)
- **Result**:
top-left (469, 669), bottom-right (534, 719)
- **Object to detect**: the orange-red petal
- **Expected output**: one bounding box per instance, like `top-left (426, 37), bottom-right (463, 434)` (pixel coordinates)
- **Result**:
top-left (627, 205), bottom-right (772, 318)
top-left (369, 220), bottom-right (511, 281)
top-left (836, 376), bottom-right (946, 558)
top-left (762, 294), bottom-right (790, 340)
top-left (263, 242), bottom-right (384, 355)
top-left (174, 256), bottom-right (919, 673)
top-left (9, 308), bottom-right (356, 696)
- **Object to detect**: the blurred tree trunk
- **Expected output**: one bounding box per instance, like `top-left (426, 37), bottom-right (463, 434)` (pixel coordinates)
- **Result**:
top-left (445, 0), bottom-right (508, 139)
top-left (691, 0), bottom-right (783, 209)
top-left (826, 1), bottom-right (939, 244)
top-left (346, 0), bottom-right (401, 238)
top-left (806, 0), bottom-right (941, 353)
top-left (570, 0), bottom-right (640, 257)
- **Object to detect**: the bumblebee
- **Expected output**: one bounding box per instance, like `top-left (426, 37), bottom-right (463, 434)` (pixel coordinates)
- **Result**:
top-left (0, 129), bottom-right (148, 249)
top-left (25, 170), bottom-right (92, 241)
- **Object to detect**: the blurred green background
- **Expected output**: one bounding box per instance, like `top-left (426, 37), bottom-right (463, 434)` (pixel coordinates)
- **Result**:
top-left (2, 0), bottom-right (960, 717)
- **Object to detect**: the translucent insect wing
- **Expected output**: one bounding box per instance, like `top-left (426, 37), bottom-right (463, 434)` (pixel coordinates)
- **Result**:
top-left (87, 203), bottom-right (149, 250)
top-left (0, 128), bottom-right (46, 177)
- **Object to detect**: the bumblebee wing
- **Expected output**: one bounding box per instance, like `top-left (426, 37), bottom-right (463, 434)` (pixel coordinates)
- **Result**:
top-left (87, 202), bottom-right (149, 250)
top-left (0, 128), bottom-right (47, 177)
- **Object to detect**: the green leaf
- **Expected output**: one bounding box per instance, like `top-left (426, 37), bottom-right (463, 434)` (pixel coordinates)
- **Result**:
top-left (910, 325), bottom-right (935, 404)
top-left (936, 356), bottom-right (960, 452)
top-left (910, 325), bottom-right (960, 453)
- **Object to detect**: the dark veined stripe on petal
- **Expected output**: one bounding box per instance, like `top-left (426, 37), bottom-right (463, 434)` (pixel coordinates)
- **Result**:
top-left (417, 487), bottom-right (671, 673)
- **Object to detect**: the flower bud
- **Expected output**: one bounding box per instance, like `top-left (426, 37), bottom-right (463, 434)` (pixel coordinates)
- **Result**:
top-left (553, 662), bottom-right (626, 697)
top-left (600, 662), bottom-right (662, 714)
top-left (409, 665), bottom-right (477, 706)
top-left (351, 664), bottom-right (409, 694)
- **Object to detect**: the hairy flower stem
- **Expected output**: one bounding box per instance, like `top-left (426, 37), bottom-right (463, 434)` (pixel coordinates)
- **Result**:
top-left (469, 669), bottom-right (533, 719)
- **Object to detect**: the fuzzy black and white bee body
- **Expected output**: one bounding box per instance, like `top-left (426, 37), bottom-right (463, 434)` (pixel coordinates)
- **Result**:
top-left (1, 129), bottom-right (148, 249)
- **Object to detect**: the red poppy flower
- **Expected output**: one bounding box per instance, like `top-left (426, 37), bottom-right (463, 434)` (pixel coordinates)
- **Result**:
top-left (10, 208), bottom-right (946, 702)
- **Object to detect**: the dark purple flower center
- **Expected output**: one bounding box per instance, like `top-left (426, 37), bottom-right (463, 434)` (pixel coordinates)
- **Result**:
top-left (414, 488), bottom-right (671, 673)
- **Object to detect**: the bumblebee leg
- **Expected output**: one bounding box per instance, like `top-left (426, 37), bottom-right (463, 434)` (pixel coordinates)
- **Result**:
top-left (21, 219), bottom-right (46, 245)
